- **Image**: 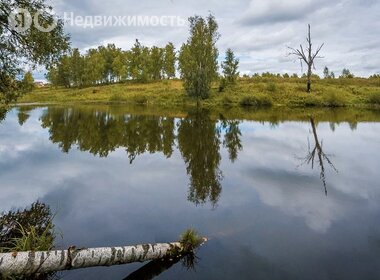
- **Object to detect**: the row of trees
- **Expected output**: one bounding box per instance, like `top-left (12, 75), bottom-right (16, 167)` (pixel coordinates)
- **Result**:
top-left (47, 14), bottom-right (240, 102)
top-left (47, 41), bottom-right (177, 87)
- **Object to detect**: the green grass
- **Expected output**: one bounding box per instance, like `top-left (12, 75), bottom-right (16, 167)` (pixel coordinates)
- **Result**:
top-left (17, 77), bottom-right (380, 109)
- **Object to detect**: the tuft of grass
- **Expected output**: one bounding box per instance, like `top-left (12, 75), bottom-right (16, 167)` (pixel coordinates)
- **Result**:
top-left (180, 229), bottom-right (204, 252)
top-left (109, 93), bottom-right (126, 102)
top-left (10, 221), bottom-right (56, 252)
top-left (239, 94), bottom-right (273, 107)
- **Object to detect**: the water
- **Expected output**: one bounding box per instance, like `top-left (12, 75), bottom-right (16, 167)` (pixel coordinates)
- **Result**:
top-left (1, 105), bottom-right (380, 279)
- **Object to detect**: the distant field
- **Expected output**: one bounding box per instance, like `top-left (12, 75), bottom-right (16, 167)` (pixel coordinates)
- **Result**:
top-left (17, 78), bottom-right (380, 109)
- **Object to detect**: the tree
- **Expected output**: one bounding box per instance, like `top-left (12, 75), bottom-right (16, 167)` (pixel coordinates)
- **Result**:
top-left (149, 46), bottom-right (164, 80)
top-left (21, 71), bottom-right (35, 92)
top-left (330, 71), bottom-right (335, 79)
top-left (323, 66), bottom-right (329, 79)
top-left (288, 24), bottom-right (324, 93)
top-left (112, 52), bottom-right (128, 82)
top-left (178, 15), bottom-right (220, 100)
top-left (83, 49), bottom-right (106, 86)
top-left (128, 39), bottom-right (150, 82)
top-left (0, 0), bottom-right (69, 103)
top-left (70, 48), bottom-right (84, 87)
top-left (340, 68), bottom-right (354, 78)
top-left (163, 43), bottom-right (176, 79)
top-left (221, 48), bottom-right (239, 85)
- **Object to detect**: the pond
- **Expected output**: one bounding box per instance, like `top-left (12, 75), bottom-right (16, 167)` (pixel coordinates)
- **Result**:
top-left (1, 105), bottom-right (380, 279)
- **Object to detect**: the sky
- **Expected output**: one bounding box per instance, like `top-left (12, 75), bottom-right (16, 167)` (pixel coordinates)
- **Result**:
top-left (35, 0), bottom-right (380, 80)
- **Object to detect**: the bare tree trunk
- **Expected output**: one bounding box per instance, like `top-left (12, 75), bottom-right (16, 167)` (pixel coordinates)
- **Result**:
top-left (288, 24), bottom-right (324, 93)
top-left (0, 240), bottom-right (205, 277)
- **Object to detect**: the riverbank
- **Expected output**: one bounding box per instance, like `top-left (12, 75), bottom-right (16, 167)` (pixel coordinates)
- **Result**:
top-left (17, 78), bottom-right (380, 109)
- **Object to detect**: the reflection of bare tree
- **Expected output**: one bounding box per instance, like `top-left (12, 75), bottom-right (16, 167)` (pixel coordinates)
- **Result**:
top-left (123, 253), bottom-right (197, 280)
top-left (299, 117), bottom-right (338, 195)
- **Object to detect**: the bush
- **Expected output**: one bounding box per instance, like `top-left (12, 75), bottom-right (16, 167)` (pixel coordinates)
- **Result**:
top-left (266, 82), bottom-right (277, 93)
top-left (323, 92), bottom-right (347, 107)
top-left (222, 95), bottom-right (233, 107)
top-left (134, 95), bottom-right (148, 104)
top-left (109, 94), bottom-right (126, 102)
top-left (239, 94), bottom-right (273, 107)
top-left (368, 92), bottom-right (380, 105)
top-left (304, 95), bottom-right (323, 107)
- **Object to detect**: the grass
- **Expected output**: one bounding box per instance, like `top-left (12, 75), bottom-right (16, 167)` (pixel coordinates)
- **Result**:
top-left (179, 229), bottom-right (204, 252)
top-left (16, 77), bottom-right (380, 109)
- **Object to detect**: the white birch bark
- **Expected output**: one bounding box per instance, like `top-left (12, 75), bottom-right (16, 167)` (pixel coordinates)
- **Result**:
top-left (0, 242), bottom-right (187, 276)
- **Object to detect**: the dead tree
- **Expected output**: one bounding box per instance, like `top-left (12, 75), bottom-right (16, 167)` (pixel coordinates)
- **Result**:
top-left (288, 25), bottom-right (324, 93)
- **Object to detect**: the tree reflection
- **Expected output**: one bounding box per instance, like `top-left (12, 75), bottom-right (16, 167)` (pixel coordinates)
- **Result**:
top-left (17, 107), bottom-right (33, 126)
top-left (299, 117), bottom-right (338, 195)
top-left (40, 108), bottom-right (175, 161)
top-left (0, 107), bottom-right (8, 123)
top-left (40, 107), bottom-right (243, 206)
top-left (178, 109), bottom-right (223, 206)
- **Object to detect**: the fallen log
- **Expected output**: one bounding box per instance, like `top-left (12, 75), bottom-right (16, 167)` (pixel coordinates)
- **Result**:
top-left (0, 238), bottom-right (207, 277)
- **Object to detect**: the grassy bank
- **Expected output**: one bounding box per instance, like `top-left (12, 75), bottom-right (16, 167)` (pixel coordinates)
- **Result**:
top-left (17, 78), bottom-right (380, 109)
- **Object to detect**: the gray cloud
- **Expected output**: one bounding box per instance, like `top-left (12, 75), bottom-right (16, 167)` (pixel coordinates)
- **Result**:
top-left (46, 0), bottom-right (380, 77)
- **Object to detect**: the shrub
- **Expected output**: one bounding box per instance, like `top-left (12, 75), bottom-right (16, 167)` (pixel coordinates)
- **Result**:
top-left (323, 92), bottom-right (347, 107)
top-left (368, 92), bottom-right (380, 105)
top-left (109, 93), bottom-right (126, 102)
top-left (222, 95), bottom-right (233, 107)
top-left (134, 95), bottom-right (148, 104)
top-left (239, 94), bottom-right (273, 107)
top-left (304, 95), bottom-right (323, 107)
top-left (266, 82), bottom-right (277, 93)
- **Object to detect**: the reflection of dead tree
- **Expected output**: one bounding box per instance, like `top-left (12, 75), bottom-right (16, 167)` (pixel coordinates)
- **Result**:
top-left (299, 117), bottom-right (338, 195)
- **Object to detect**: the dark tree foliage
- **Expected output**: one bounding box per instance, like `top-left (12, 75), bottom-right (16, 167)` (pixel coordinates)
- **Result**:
top-left (177, 109), bottom-right (223, 206)
top-left (38, 107), bottom-right (243, 206)
top-left (0, 0), bottom-right (70, 103)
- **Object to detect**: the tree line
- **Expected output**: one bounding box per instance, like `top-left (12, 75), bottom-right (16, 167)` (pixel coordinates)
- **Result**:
top-left (47, 41), bottom-right (177, 88)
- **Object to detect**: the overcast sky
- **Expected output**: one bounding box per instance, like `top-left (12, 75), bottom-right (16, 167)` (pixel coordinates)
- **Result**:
top-left (36, 0), bottom-right (380, 79)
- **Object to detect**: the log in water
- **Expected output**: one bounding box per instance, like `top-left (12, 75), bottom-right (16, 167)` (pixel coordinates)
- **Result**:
top-left (0, 242), bottom-right (187, 276)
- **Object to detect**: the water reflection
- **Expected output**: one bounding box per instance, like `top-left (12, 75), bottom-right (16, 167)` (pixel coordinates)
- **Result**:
top-left (123, 252), bottom-right (197, 280)
top-left (299, 117), bottom-right (338, 195)
top-left (39, 107), bottom-right (242, 206)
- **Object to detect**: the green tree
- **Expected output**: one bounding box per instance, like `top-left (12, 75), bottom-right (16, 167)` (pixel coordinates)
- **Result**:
top-left (128, 39), bottom-right (150, 82)
top-left (221, 48), bottom-right (239, 85)
top-left (112, 52), bottom-right (128, 82)
top-left (21, 71), bottom-right (35, 92)
top-left (57, 55), bottom-right (71, 88)
top-left (323, 66), bottom-right (329, 79)
top-left (83, 49), bottom-right (106, 86)
top-left (0, 0), bottom-right (69, 103)
top-left (340, 68), bottom-right (354, 78)
top-left (149, 46), bottom-right (164, 80)
top-left (70, 48), bottom-right (84, 87)
top-left (163, 42), bottom-right (176, 79)
top-left (178, 15), bottom-right (220, 100)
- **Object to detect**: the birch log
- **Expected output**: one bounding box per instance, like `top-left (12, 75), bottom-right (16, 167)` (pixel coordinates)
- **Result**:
top-left (0, 242), bottom-right (190, 276)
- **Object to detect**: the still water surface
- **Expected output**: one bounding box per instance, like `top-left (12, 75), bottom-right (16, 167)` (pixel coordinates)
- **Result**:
top-left (1, 106), bottom-right (380, 279)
